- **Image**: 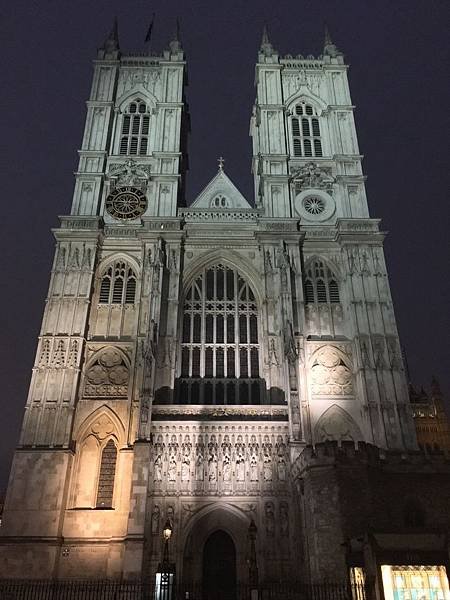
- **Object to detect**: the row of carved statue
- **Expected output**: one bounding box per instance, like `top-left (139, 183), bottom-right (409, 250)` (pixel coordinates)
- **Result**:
top-left (152, 433), bottom-right (289, 485)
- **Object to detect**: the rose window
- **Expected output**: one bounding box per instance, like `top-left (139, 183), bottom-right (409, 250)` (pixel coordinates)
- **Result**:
top-left (303, 196), bottom-right (325, 215)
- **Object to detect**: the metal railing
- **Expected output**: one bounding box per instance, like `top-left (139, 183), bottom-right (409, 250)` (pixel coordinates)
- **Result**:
top-left (0, 579), bottom-right (366, 600)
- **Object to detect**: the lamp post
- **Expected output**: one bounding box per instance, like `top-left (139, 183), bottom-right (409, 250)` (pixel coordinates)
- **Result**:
top-left (155, 518), bottom-right (175, 600)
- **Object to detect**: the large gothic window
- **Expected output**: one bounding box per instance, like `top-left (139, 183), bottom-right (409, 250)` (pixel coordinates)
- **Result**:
top-left (291, 103), bottom-right (323, 158)
top-left (99, 262), bottom-right (137, 305)
top-left (175, 265), bottom-right (263, 405)
top-left (304, 260), bottom-right (340, 304)
top-left (119, 99), bottom-right (150, 156)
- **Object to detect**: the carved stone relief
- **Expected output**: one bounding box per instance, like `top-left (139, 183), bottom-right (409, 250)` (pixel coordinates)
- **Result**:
top-left (310, 346), bottom-right (353, 396)
top-left (84, 347), bottom-right (129, 397)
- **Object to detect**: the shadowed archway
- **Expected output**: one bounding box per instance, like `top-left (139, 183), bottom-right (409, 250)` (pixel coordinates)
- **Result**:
top-left (203, 530), bottom-right (236, 600)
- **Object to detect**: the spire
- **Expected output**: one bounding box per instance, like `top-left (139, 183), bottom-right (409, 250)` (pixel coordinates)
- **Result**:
top-left (104, 17), bottom-right (120, 53)
top-left (260, 23), bottom-right (276, 57)
top-left (169, 17), bottom-right (182, 54)
top-left (323, 23), bottom-right (342, 58)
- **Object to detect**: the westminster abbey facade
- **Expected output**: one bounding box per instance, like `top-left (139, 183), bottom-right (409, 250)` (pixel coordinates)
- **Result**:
top-left (1, 21), bottom-right (449, 596)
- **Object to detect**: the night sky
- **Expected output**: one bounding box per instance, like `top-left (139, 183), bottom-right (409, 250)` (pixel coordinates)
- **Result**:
top-left (1, 0), bottom-right (449, 491)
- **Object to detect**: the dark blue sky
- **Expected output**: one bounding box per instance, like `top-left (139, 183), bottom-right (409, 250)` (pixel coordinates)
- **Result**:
top-left (0, 0), bottom-right (449, 490)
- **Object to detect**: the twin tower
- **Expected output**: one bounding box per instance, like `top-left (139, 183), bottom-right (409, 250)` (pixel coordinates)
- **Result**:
top-left (0, 21), bottom-right (421, 586)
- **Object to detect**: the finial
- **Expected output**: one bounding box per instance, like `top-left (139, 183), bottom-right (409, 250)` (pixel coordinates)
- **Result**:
top-left (218, 156), bottom-right (225, 171)
top-left (100, 17), bottom-right (120, 57)
top-left (260, 23), bottom-right (275, 57)
top-left (169, 17), bottom-right (182, 53)
top-left (431, 376), bottom-right (442, 396)
top-left (323, 23), bottom-right (342, 58)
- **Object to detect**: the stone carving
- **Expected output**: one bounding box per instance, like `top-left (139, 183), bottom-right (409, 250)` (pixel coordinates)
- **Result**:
top-left (262, 437), bottom-right (273, 482)
top-left (181, 436), bottom-right (191, 481)
top-left (91, 414), bottom-right (114, 441)
top-left (372, 335), bottom-right (386, 369)
top-left (52, 340), bottom-right (66, 367)
top-left (264, 249), bottom-right (273, 271)
top-left (108, 158), bottom-right (151, 190)
top-left (195, 438), bottom-right (205, 481)
top-left (39, 339), bottom-right (51, 367)
top-left (222, 436), bottom-right (232, 482)
top-left (267, 338), bottom-right (280, 367)
top-left (207, 437), bottom-right (218, 482)
top-left (283, 321), bottom-right (298, 364)
top-left (265, 502), bottom-right (275, 537)
top-left (359, 337), bottom-right (372, 368)
top-left (386, 336), bottom-right (402, 370)
top-left (249, 437), bottom-right (259, 482)
top-left (280, 502), bottom-right (289, 536)
top-left (85, 347), bottom-right (129, 397)
top-left (235, 437), bottom-right (246, 481)
top-left (310, 346), bottom-right (353, 396)
top-left (276, 437), bottom-right (287, 482)
top-left (315, 404), bottom-right (362, 443)
top-left (57, 247), bottom-right (66, 269)
top-left (151, 505), bottom-right (160, 535)
top-left (290, 162), bottom-right (334, 192)
top-left (67, 340), bottom-right (79, 367)
top-left (69, 247), bottom-right (80, 269)
top-left (153, 439), bottom-right (164, 482)
top-left (168, 436), bottom-right (178, 482)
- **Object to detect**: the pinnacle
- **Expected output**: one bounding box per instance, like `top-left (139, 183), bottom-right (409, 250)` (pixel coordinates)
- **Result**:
top-left (323, 23), bottom-right (342, 58)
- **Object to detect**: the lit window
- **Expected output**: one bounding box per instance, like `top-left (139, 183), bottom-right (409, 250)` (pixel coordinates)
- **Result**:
top-left (175, 264), bottom-right (262, 405)
top-left (96, 439), bottom-right (117, 508)
top-left (304, 260), bottom-right (340, 304)
top-left (99, 262), bottom-right (137, 305)
top-left (119, 99), bottom-right (150, 156)
top-left (291, 103), bottom-right (323, 158)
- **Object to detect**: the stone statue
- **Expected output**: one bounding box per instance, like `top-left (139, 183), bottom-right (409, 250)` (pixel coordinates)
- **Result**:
top-left (151, 505), bottom-right (160, 535)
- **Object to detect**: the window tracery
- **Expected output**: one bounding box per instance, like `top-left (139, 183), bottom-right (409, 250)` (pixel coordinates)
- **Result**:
top-left (96, 439), bottom-right (117, 508)
top-left (99, 262), bottom-right (137, 305)
top-left (175, 264), bottom-right (262, 405)
top-left (304, 259), bottom-right (340, 304)
top-left (119, 99), bottom-right (150, 156)
top-left (291, 103), bottom-right (323, 158)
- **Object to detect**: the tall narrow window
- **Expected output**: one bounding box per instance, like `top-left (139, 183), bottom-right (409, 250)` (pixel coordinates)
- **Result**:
top-left (119, 99), bottom-right (150, 156)
top-left (96, 440), bottom-right (117, 508)
top-left (291, 103), bottom-right (323, 158)
top-left (99, 262), bottom-right (137, 305)
top-left (304, 260), bottom-right (340, 304)
top-left (175, 265), bottom-right (262, 405)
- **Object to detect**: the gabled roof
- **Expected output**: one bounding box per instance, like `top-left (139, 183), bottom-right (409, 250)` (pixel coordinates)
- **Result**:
top-left (189, 168), bottom-right (252, 210)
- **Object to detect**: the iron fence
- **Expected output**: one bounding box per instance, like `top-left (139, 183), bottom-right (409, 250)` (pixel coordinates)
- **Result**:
top-left (0, 579), bottom-right (366, 600)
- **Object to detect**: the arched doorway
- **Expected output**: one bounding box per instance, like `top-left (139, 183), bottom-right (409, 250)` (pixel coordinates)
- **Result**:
top-left (202, 530), bottom-right (237, 600)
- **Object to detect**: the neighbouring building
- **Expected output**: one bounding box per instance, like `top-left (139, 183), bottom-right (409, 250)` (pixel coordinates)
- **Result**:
top-left (0, 20), bottom-right (449, 600)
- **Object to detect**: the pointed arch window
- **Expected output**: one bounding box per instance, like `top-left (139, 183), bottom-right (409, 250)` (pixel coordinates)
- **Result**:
top-left (119, 99), bottom-right (150, 156)
top-left (96, 439), bottom-right (117, 508)
top-left (291, 103), bottom-right (323, 158)
top-left (99, 262), bottom-right (137, 305)
top-left (175, 264), bottom-right (263, 405)
top-left (304, 260), bottom-right (340, 304)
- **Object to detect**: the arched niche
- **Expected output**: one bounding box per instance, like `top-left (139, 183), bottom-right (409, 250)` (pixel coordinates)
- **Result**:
top-left (314, 404), bottom-right (363, 444)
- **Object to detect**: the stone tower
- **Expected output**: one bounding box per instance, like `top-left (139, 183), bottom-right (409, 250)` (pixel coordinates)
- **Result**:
top-left (0, 23), bottom-right (424, 586)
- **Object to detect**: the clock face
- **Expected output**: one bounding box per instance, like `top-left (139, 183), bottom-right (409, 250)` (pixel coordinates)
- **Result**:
top-left (105, 186), bottom-right (147, 220)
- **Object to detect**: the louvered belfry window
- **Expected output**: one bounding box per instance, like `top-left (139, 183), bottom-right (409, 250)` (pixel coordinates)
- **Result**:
top-left (96, 440), bottom-right (117, 508)
top-left (176, 265), bottom-right (263, 405)
top-left (99, 262), bottom-right (137, 305)
top-left (119, 99), bottom-right (150, 156)
top-left (304, 260), bottom-right (340, 304)
top-left (291, 103), bottom-right (323, 158)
